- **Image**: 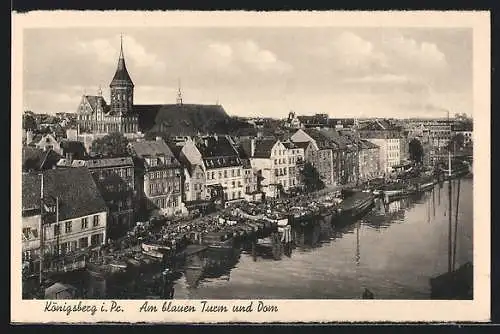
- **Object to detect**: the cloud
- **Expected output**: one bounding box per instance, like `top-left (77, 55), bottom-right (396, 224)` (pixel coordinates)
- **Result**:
top-left (314, 32), bottom-right (387, 71)
top-left (343, 74), bottom-right (409, 84)
top-left (382, 34), bottom-right (447, 69)
top-left (73, 35), bottom-right (166, 70)
top-left (203, 39), bottom-right (292, 74)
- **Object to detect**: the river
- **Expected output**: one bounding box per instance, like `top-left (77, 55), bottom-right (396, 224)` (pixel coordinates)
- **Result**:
top-left (66, 178), bottom-right (474, 300)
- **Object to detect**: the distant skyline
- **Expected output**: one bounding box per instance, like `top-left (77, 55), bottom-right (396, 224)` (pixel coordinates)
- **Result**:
top-left (23, 27), bottom-right (473, 119)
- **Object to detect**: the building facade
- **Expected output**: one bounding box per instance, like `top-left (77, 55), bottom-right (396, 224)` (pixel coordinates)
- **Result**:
top-left (196, 135), bottom-right (245, 204)
top-left (57, 156), bottom-right (135, 239)
top-left (76, 39), bottom-right (138, 135)
top-left (290, 129), bottom-right (337, 186)
top-left (358, 120), bottom-right (402, 175)
top-left (358, 139), bottom-right (381, 181)
top-left (22, 168), bottom-right (108, 274)
top-left (130, 138), bottom-right (185, 217)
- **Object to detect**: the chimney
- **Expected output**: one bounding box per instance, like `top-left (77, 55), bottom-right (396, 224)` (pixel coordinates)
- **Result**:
top-left (250, 138), bottom-right (255, 157)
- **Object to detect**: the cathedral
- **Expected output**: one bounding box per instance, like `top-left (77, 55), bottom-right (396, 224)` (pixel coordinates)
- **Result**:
top-left (76, 37), bottom-right (229, 138)
top-left (77, 37), bottom-right (139, 135)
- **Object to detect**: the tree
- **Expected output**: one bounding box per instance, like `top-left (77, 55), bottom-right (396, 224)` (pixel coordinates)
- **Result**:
top-left (408, 138), bottom-right (424, 164)
top-left (23, 114), bottom-right (37, 130)
top-left (447, 133), bottom-right (465, 151)
top-left (300, 162), bottom-right (325, 192)
top-left (91, 132), bottom-right (130, 157)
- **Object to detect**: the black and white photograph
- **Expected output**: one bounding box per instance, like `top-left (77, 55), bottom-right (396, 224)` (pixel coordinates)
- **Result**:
top-left (12, 11), bottom-right (490, 323)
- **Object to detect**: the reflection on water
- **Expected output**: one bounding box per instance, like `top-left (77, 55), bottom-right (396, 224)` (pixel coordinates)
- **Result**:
top-left (68, 179), bottom-right (472, 299)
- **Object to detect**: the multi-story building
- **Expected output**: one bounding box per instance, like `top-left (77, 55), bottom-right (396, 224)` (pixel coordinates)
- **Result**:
top-left (170, 138), bottom-right (209, 204)
top-left (358, 139), bottom-right (381, 181)
top-left (56, 156), bottom-right (135, 239)
top-left (233, 143), bottom-right (262, 202)
top-left (240, 138), bottom-right (301, 198)
top-left (358, 120), bottom-right (402, 175)
top-left (322, 129), bottom-right (359, 185)
top-left (196, 135), bottom-right (245, 204)
top-left (22, 168), bottom-right (108, 274)
top-left (130, 138), bottom-right (185, 217)
top-left (452, 122), bottom-right (473, 146)
top-left (290, 128), bottom-right (337, 186)
top-left (282, 141), bottom-right (305, 189)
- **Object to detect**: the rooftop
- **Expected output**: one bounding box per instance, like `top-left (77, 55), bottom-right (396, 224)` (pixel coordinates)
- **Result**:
top-left (22, 168), bottom-right (108, 222)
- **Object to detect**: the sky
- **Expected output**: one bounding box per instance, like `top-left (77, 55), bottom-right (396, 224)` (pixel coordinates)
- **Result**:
top-left (22, 27), bottom-right (473, 119)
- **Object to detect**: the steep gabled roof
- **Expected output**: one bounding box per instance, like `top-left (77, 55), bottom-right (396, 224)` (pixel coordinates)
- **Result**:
top-left (110, 40), bottom-right (134, 87)
top-left (130, 139), bottom-right (180, 168)
top-left (253, 139), bottom-right (278, 158)
top-left (81, 95), bottom-right (110, 113)
top-left (22, 168), bottom-right (108, 222)
top-left (195, 136), bottom-right (241, 169)
top-left (22, 147), bottom-right (62, 172)
top-left (134, 104), bottom-right (229, 135)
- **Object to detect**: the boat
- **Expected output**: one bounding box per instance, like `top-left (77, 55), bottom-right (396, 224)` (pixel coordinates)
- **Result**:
top-left (335, 192), bottom-right (375, 225)
top-left (109, 260), bottom-right (128, 271)
top-left (143, 249), bottom-right (165, 259)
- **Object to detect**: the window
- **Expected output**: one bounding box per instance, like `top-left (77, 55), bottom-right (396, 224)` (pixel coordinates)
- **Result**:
top-left (185, 183), bottom-right (190, 192)
top-left (91, 233), bottom-right (103, 246)
top-left (81, 217), bottom-right (88, 229)
top-left (93, 215), bottom-right (99, 227)
top-left (65, 221), bottom-right (72, 234)
top-left (54, 224), bottom-right (60, 236)
top-left (224, 170), bottom-right (228, 178)
top-left (232, 169), bottom-right (235, 177)
top-left (232, 181), bottom-right (235, 188)
top-left (237, 169), bottom-right (241, 176)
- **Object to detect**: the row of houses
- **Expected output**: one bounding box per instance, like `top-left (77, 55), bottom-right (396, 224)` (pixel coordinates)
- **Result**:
top-left (22, 123), bottom-right (408, 267)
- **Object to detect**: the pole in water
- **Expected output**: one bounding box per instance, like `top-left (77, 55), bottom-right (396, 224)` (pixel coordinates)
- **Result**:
top-left (447, 178), bottom-right (453, 273)
top-left (452, 177), bottom-right (461, 271)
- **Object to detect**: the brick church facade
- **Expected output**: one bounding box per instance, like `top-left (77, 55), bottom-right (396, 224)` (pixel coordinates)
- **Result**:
top-left (76, 37), bottom-right (230, 138)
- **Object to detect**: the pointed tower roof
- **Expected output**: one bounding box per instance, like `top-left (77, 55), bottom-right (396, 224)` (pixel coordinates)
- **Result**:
top-left (110, 35), bottom-right (134, 87)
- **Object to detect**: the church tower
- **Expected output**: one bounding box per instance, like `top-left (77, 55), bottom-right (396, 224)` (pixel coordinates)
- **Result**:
top-left (110, 35), bottom-right (134, 116)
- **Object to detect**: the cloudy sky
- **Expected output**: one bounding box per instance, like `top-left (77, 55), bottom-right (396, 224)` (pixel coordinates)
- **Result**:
top-left (23, 27), bottom-right (472, 118)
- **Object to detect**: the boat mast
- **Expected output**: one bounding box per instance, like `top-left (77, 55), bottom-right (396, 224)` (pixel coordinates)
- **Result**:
top-left (447, 110), bottom-right (453, 273)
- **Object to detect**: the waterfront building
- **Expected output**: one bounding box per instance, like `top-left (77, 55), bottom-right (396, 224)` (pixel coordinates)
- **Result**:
top-left (290, 128), bottom-right (337, 186)
top-left (22, 168), bottom-right (108, 273)
top-left (196, 135), bottom-right (245, 204)
top-left (233, 143), bottom-right (262, 202)
top-left (358, 139), bottom-right (381, 181)
top-left (129, 138), bottom-right (185, 217)
top-left (321, 129), bottom-right (360, 185)
top-left (358, 120), bottom-right (402, 175)
top-left (240, 138), bottom-right (303, 198)
top-left (452, 122), bottom-right (473, 146)
top-left (56, 156), bottom-right (135, 239)
top-left (169, 138), bottom-right (209, 203)
top-left (282, 141), bottom-right (305, 190)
